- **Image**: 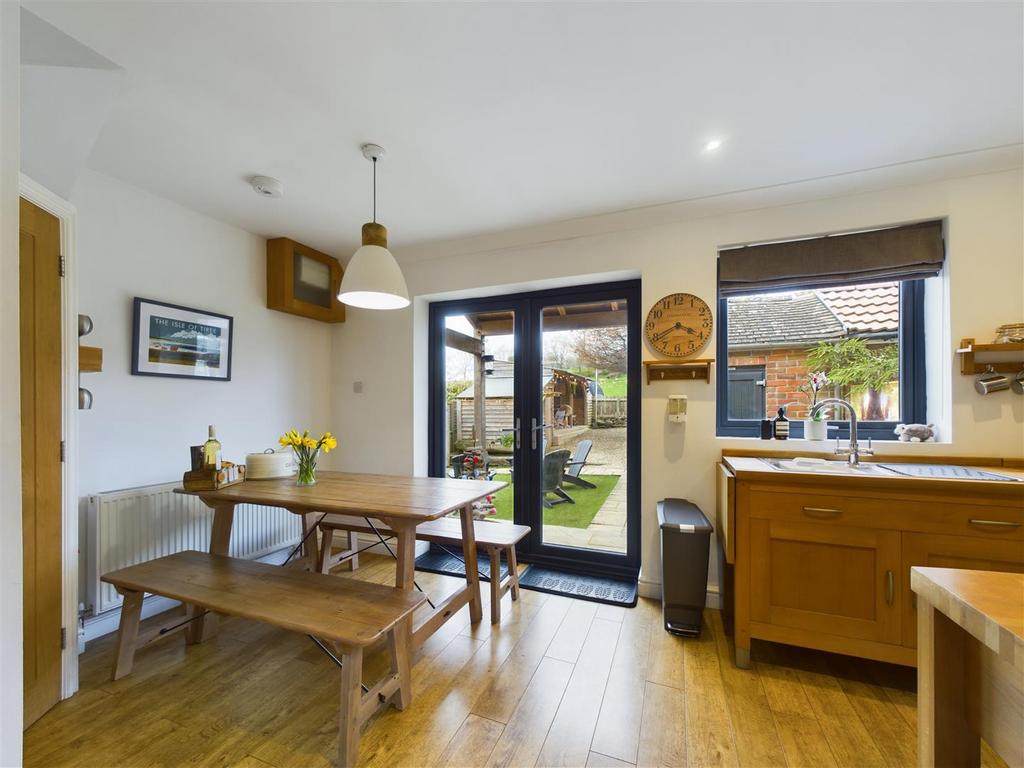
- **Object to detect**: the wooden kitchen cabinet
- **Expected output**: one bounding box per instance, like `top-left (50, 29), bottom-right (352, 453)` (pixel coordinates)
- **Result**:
top-left (750, 518), bottom-right (901, 646)
top-left (720, 456), bottom-right (1024, 669)
top-left (901, 531), bottom-right (1024, 648)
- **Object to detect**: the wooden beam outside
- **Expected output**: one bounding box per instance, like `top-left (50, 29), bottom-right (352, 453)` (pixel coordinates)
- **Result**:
top-left (445, 328), bottom-right (484, 356)
top-left (474, 310), bottom-right (627, 335)
top-left (473, 334), bottom-right (488, 461)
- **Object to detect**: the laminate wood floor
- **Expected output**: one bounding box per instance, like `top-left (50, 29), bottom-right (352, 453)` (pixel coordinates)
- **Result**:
top-left (25, 553), bottom-right (1009, 768)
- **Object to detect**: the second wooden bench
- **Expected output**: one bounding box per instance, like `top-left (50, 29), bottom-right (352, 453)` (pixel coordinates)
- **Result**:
top-left (102, 550), bottom-right (425, 767)
top-left (319, 515), bottom-right (530, 624)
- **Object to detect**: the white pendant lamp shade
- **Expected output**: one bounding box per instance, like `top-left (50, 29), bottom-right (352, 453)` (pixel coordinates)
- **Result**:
top-left (338, 243), bottom-right (410, 310)
top-left (338, 143), bottom-right (410, 310)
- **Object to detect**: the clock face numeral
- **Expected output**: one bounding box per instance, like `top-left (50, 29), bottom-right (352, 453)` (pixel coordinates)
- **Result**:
top-left (644, 293), bottom-right (713, 359)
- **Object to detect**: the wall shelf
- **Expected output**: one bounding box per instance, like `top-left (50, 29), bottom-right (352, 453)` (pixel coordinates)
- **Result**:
top-left (957, 338), bottom-right (1024, 375)
top-left (79, 345), bottom-right (103, 373)
top-left (644, 358), bottom-right (713, 384)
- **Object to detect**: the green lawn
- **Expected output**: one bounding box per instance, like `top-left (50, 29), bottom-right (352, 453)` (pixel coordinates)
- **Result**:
top-left (597, 373), bottom-right (627, 397)
top-left (488, 472), bottom-right (620, 528)
top-left (566, 367), bottom-right (628, 397)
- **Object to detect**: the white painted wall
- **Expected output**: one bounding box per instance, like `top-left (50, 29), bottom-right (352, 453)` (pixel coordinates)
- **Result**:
top-left (72, 169), bottom-right (334, 496)
top-left (0, 2), bottom-right (23, 762)
top-left (21, 64), bottom-right (122, 200)
top-left (332, 165), bottom-right (1024, 598)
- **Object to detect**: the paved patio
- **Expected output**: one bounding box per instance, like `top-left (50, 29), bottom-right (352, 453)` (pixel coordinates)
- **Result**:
top-left (542, 473), bottom-right (626, 552)
top-left (542, 426), bottom-right (627, 553)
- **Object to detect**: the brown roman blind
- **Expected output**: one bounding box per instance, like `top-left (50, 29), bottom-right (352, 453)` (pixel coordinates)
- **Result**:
top-left (718, 220), bottom-right (945, 297)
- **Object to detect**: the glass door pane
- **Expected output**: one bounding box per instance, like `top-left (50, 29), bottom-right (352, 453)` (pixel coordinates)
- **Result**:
top-left (536, 298), bottom-right (628, 554)
top-left (442, 309), bottom-right (517, 525)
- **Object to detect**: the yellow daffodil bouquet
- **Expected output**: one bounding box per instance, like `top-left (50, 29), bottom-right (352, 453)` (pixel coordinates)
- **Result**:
top-left (278, 429), bottom-right (337, 486)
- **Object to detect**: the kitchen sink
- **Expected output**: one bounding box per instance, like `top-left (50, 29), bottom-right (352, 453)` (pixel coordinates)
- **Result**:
top-left (760, 457), bottom-right (897, 476)
top-left (759, 458), bottom-right (1021, 481)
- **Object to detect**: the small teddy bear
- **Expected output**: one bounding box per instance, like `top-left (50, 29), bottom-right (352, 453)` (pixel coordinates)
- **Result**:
top-left (894, 423), bottom-right (935, 442)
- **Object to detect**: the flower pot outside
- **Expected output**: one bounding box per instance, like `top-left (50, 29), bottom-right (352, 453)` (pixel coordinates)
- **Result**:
top-left (804, 419), bottom-right (828, 441)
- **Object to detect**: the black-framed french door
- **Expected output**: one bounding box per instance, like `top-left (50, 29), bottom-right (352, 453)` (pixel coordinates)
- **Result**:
top-left (428, 280), bottom-right (641, 579)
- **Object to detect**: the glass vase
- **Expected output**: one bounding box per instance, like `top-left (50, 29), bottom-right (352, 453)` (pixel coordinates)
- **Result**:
top-left (295, 451), bottom-right (319, 486)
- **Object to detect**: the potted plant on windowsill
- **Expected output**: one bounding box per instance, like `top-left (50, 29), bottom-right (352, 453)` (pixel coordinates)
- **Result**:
top-left (799, 371), bottom-right (830, 441)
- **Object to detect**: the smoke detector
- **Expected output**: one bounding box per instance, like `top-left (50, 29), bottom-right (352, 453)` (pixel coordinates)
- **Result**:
top-left (249, 175), bottom-right (284, 198)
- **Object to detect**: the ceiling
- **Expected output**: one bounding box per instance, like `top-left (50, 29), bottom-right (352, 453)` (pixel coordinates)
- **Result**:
top-left (24, 2), bottom-right (1024, 259)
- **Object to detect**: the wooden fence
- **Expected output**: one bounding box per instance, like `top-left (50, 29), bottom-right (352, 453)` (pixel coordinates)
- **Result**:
top-left (592, 397), bottom-right (627, 421)
top-left (449, 394), bottom-right (623, 449)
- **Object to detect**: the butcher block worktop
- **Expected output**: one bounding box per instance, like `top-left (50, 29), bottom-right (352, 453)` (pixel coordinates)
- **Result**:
top-left (912, 568), bottom-right (1024, 767)
top-left (911, 567), bottom-right (1024, 672)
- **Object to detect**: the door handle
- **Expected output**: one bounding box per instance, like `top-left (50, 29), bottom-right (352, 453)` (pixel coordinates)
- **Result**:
top-left (501, 419), bottom-right (524, 450)
top-left (530, 419), bottom-right (547, 450)
top-left (885, 570), bottom-right (894, 606)
top-left (802, 506), bottom-right (842, 518)
top-left (968, 519), bottom-right (1021, 529)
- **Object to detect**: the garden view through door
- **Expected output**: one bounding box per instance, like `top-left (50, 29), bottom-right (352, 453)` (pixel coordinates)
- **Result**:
top-left (536, 299), bottom-right (628, 554)
top-left (432, 280), bottom-right (640, 577)
top-left (443, 309), bottom-right (517, 523)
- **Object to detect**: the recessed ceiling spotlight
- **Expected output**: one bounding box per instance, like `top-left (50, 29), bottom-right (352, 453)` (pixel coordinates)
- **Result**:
top-left (702, 138), bottom-right (723, 153)
top-left (249, 175), bottom-right (284, 198)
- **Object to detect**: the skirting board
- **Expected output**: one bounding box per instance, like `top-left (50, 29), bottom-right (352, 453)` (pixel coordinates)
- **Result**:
top-left (638, 578), bottom-right (721, 610)
top-left (82, 538), bottom-right (430, 646)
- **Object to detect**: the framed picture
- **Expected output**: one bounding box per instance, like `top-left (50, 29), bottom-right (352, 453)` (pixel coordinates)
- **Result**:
top-left (131, 297), bottom-right (233, 381)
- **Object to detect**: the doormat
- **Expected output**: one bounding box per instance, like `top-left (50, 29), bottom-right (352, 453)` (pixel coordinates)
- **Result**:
top-left (415, 545), bottom-right (508, 582)
top-left (517, 566), bottom-right (638, 607)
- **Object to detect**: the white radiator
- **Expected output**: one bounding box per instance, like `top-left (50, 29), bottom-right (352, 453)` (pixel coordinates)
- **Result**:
top-left (87, 482), bottom-right (301, 614)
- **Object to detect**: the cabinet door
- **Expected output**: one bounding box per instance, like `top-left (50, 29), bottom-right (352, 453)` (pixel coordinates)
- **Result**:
top-left (750, 518), bottom-right (901, 645)
top-left (902, 532), bottom-right (1024, 648)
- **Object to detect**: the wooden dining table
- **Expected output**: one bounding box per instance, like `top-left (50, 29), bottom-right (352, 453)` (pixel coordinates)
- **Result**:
top-left (178, 471), bottom-right (506, 647)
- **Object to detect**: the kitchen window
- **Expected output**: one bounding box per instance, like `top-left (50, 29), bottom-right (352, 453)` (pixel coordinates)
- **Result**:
top-left (716, 221), bottom-right (940, 440)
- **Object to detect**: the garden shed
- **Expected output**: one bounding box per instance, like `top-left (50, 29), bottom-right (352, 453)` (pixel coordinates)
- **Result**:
top-left (451, 362), bottom-right (594, 445)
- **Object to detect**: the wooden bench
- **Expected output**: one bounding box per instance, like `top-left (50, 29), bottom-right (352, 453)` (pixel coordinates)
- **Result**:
top-left (102, 550), bottom-right (425, 767)
top-left (319, 515), bottom-right (530, 624)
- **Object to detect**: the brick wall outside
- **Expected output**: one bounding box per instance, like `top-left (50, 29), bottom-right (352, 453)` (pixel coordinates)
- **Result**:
top-left (729, 347), bottom-right (816, 420)
top-left (728, 346), bottom-right (900, 421)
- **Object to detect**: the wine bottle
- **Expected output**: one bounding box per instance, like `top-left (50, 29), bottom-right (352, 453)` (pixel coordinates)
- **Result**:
top-left (202, 425), bottom-right (222, 470)
top-left (772, 406), bottom-right (789, 440)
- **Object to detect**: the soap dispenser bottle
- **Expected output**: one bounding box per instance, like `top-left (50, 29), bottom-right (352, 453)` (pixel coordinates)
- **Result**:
top-left (772, 406), bottom-right (790, 440)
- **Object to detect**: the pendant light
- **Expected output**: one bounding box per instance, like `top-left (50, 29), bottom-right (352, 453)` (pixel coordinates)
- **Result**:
top-left (337, 143), bottom-right (410, 310)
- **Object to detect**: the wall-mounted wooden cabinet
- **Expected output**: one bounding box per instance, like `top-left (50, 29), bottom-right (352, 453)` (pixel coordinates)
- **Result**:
top-left (267, 237), bottom-right (346, 323)
top-left (718, 457), bottom-right (1024, 668)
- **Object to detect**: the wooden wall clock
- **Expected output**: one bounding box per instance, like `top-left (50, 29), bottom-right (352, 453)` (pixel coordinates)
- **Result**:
top-left (645, 292), bottom-right (713, 358)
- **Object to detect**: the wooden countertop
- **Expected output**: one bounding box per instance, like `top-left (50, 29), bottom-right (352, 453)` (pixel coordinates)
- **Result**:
top-left (911, 567), bottom-right (1024, 674)
top-left (722, 455), bottom-right (1024, 497)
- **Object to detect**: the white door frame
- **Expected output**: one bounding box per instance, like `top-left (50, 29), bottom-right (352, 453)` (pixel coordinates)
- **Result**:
top-left (19, 173), bottom-right (79, 698)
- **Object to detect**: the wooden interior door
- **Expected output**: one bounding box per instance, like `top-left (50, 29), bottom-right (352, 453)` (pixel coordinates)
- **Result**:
top-left (750, 518), bottom-right (901, 645)
top-left (20, 197), bottom-right (63, 727)
top-left (901, 532), bottom-right (1024, 648)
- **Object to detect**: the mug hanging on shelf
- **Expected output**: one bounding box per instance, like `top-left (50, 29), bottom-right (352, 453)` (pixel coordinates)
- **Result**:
top-left (975, 365), bottom-right (1010, 395)
top-left (1011, 369), bottom-right (1024, 395)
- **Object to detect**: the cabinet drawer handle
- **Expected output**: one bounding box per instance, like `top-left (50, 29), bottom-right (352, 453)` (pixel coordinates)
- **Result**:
top-left (885, 570), bottom-right (894, 606)
top-left (802, 506), bottom-right (842, 517)
top-left (968, 519), bottom-right (1021, 529)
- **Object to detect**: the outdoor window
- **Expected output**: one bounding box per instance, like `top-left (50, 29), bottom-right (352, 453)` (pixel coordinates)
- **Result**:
top-left (716, 221), bottom-right (942, 440)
